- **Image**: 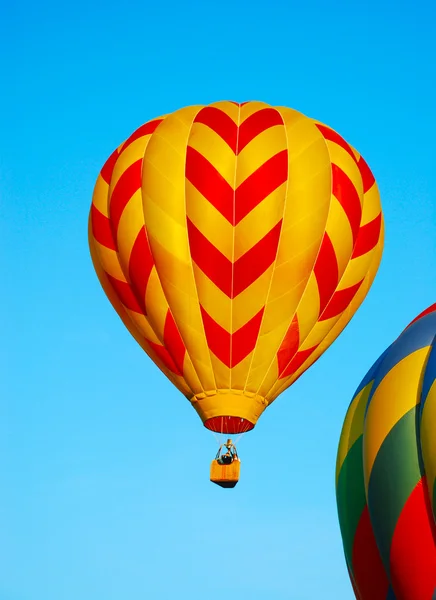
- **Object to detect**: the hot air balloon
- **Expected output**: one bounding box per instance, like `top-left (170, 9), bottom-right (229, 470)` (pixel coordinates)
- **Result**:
top-left (336, 304), bottom-right (436, 599)
top-left (89, 100), bottom-right (383, 486)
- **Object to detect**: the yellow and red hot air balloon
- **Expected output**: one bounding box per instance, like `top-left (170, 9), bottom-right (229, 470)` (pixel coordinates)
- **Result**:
top-left (89, 101), bottom-right (383, 484)
top-left (336, 304), bottom-right (436, 599)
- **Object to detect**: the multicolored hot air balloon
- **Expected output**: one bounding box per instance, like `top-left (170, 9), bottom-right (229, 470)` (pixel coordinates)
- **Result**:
top-left (336, 304), bottom-right (436, 599)
top-left (89, 101), bottom-right (383, 439)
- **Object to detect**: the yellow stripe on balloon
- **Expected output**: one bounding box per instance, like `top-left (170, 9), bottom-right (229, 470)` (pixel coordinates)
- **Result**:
top-left (142, 107), bottom-right (202, 229)
top-left (323, 198), bottom-right (354, 276)
top-left (299, 314), bottom-right (339, 350)
top-left (109, 135), bottom-right (152, 191)
top-left (327, 142), bottom-right (364, 202)
top-left (259, 277), bottom-right (308, 333)
top-left (92, 175), bottom-right (110, 216)
top-left (364, 347), bottom-right (430, 482)
top-left (231, 353), bottom-right (257, 390)
top-left (295, 274), bottom-right (322, 340)
top-left (116, 189), bottom-right (144, 270)
top-left (231, 265), bottom-right (275, 332)
top-left (360, 183), bottom-right (382, 225)
top-left (208, 100), bottom-right (240, 122)
top-left (124, 310), bottom-right (161, 345)
top-left (187, 122), bottom-right (236, 187)
top-left (336, 384), bottom-right (373, 484)
top-left (191, 264), bottom-right (232, 330)
top-left (345, 227), bottom-right (383, 290)
top-left (248, 355), bottom-right (283, 399)
top-left (239, 101), bottom-right (271, 122)
top-left (143, 269), bottom-right (169, 336)
top-left (244, 319), bottom-right (290, 378)
top-left (185, 181), bottom-right (233, 259)
top-left (235, 125), bottom-right (287, 186)
top-left (91, 240), bottom-right (125, 280)
top-left (233, 183), bottom-right (285, 260)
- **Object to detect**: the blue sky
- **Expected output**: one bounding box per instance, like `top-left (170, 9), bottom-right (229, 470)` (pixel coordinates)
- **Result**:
top-left (2, 1), bottom-right (435, 598)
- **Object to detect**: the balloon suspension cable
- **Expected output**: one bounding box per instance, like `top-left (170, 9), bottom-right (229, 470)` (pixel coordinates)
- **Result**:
top-left (233, 432), bottom-right (245, 446)
top-left (211, 430), bottom-right (221, 445)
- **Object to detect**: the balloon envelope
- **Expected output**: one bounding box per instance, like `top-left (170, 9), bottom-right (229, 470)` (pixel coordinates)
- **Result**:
top-left (336, 304), bottom-right (436, 599)
top-left (89, 101), bottom-right (383, 433)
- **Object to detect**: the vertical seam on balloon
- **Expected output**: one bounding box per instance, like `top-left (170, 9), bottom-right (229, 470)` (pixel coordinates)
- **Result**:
top-left (242, 104), bottom-right (288, 396)
top-left (253, 114), bottom-right (333, 401)
top-left (183, 106), bottom-right (219, 394)
top-left (139, 112), bottom-right (205, 396)
top-left (229, 103), bottom-right (241, 387)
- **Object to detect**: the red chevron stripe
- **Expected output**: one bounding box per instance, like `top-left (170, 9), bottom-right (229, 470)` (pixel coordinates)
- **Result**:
top-left (352, 506), bottom-right (390, 600)
top-left (146, 339), bottom-right (182, 375)
top-left (128, 227), bottom-right (154, 314)
top-left (332, 164), bottom-right (362, 244)
top-left (188, 219), bottom-right (281, 298)
top-left (106, 274), bottom-right (143, 314)
top-left (163, 310), bottom-right (186, 374)
top-left (233, 220), bottom-right (282, 297)
top-left (120, 119), bottom-right (163, 152)
top-left (357, 155), bottom-right (376, 193)
top-left (186, 146), bottom-right (234, 224)
top-left (200, 306), bottom-right (264, 367)
top-left (277, 315), bottom-right (300, 375)
top-left (389, 478), bottom-right (436, 599)
top-left (100, 148), bottom-right (120, 184)
top-left (314, 233), bottom-right (339, 314)
top-left (352, 213), bottom-right (382, 258)
top-left (279, 345), bottom-right (317, 379)
top-left (194, 107), bottom-right (238, 152)
top-left (316, 124), bottom-right (357, 163)
top-left (232, 307), bottom-right (264, 366)
top-left (109, 159), bottom-right (142, 235)
top-left (201, 306), bottom-right (230, 366)
top-left (91, 204), bottom-right (116, 250)
top-left (238, 108), bottom-right (283, 153)
top-left (235, 150), bottom-right (288, 224)
top-left (320, 280), bottom-right (362, 321)
top-left (187, 218), bottom-right (232, 296)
